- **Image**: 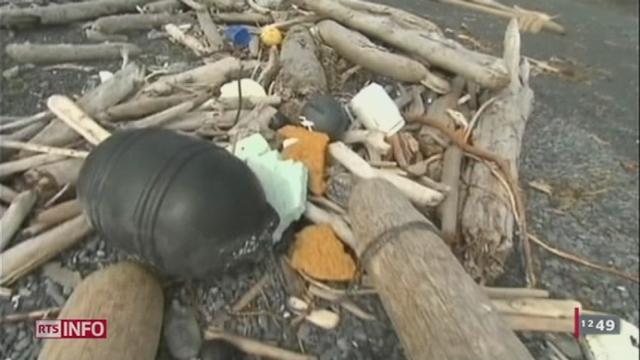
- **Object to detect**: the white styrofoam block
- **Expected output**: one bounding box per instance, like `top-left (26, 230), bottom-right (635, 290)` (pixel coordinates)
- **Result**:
top-left (231, 134), bottom-right (307, 242)
top-left (349, 83), bottom-right (405, 136)
top-left (219, 78), bottom-right (267, 98)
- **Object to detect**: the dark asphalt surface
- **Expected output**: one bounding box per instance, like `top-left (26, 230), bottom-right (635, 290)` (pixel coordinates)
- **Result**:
top-left (379, 0), bottom-right (639, 325)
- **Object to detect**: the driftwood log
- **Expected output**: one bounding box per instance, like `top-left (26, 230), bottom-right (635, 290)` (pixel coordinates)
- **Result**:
top-left (348, 179), bottom-right (534, 360)
top-left (26, 63), bottom-right (143, 149)
top-left (0, 190), bottom-right (37, 251)
top-left (0, 0), bottom-right (152, 28)
top-left (294, 0), bottom-right (509, 89)
top-left (38, 261), bottom-right (164, 360)
top-left (141, 57), bottom-right (260, 95)
top-left (273, 25), bottom-right (328, 120)
top-left (95, 94), bottom-right (195, 122)
top-left (91, 13), bottom-right (193, 34)
top-left (459, 20), bottom-right (534, 283)
top-left (23, 199), bottom-right (82, 237)
top-left (316, 20), bottom-right (450, 93)
top-left (143, 0), bottom-right (185, 13)
top-left (0, 215), bottom-right (91, 285)
top-left (5, 43), bottom-right (141, 64)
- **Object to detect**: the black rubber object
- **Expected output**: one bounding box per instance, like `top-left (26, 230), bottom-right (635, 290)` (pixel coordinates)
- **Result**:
top-left (77, 128), bottom-right (279, 279)
top-left (301, 95), bottom-right (350, 141)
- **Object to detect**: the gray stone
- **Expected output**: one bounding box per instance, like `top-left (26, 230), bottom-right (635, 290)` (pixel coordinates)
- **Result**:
top-left (164, 301), bottom-right (203, 360)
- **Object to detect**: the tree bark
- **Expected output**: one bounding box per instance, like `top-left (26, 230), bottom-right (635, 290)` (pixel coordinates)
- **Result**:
top-left (348, 179), bottom-right (534, 360)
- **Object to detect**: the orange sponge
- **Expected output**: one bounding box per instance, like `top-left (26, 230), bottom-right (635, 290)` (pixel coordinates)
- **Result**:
top-left (279, 126), bottom-right (329, 196)
top-left (289, 224), bottom-right (356, 281)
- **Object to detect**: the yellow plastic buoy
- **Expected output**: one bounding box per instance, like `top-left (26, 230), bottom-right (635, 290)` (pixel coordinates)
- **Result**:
top-left (260, 26), bottom-right (283, 46)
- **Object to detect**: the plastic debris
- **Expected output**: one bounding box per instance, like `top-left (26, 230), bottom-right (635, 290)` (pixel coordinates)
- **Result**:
top-left (279, 125), bottom-right (329, 196)
top-left (224, 25), bottom-right (252, 48)
top-left (305, 309), bottom-right (340, 330)
top-left (584, 319), bottom-right (639, 360)
top-left (350, 82), bottom-right (405, 136)
top-left (232, 133), bottom-right (307, 241)
top-left (289, 224), bottom-right (356, 281)
top-left (301, 95), bottom-right (350, 141)
top-left (260, 26), bottom-right (283, 47)
top-left (77, 128), bottom-right (278, 279)
top-left (219, 78), bottom-right (267, 98)
top-left (164, 300), bottom-right (203, 360)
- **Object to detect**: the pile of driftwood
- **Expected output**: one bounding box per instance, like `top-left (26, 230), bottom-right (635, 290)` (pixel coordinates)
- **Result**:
top-left (1, 0), bottom-right (638, 359)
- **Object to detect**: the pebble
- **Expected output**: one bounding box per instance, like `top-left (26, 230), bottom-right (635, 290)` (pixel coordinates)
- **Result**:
top-left (164, 301), bottom-right (203, 360)
top-left (337, 338), bottom-right (350, 352)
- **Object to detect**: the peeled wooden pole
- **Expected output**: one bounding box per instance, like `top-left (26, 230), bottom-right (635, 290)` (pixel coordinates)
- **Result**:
top-left (38, 261), bottom-right (164, 360)
top-left (348, 179), bottom-right (534, 360)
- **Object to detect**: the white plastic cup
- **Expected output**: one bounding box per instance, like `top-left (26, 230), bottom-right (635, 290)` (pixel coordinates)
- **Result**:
top-left (349, 83), bottom-right (405, 136)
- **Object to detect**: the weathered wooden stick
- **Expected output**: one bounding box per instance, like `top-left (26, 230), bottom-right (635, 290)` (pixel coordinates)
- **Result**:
top-left (460, 20), bottom-right (534, 283)
top-left (165, 23), bottom-right (209, 55)
top-left (0, 183), bottom-right (18, 203)
top-left (0, 190), bottom-right (37, 251)
top-left (85, 29), bottom-right (129, 42)
top-left (257, 46), bottom-right (279, 89)
top-left (38, 262), bottom-right (164, 360)
top-left (23, 199), bottom-right (82, 237)
top-left (0, 139), bottom-right (88, 158)
top-left (0, 307), bottom-right (60, 324)
top-left (27, 63), bottom-right (143, 148)
top-left (142, 57), bottom-right (260, 95)
top-left (46, 95), bottom-right (112, 145)
top-left (0, 0), bottom-right (152, 28)
top-left (0, 154), bottom-right (65, 179)
top-left (127, 100), bottom-right (197, 128)
top-left (438, 0), bottom-right (565, 34)
top-left (329, 142), bottom-right (443, 207)
top-left (196, 10), bottom-right (224, 52)
top-left (348, 179), bottom-right (534, 360)
top-left (484, 286), bottom-right (550, 299)
top-left (5, 43), bottom-right (141, 64)
top-left (0, 215), bottom-right (91, 285)
top-left (492, 298), bottom-right (580, 318)
top-left (316, 20), bottom-right (450, 93)
top-left (204, 330), bottom-right (316, 360)
top-left (164, 110), bottom-right (248, 131)
top-left (336, 0), bottom-right (443, 35)
top-left (143, 0), bottom-right (185, 13)
top-left (210, 12), bottom-right (272, 24)
top-left (304, 201), bottom-right (357, 253)
top-left (24, 158), bottom-right (84, 188)
top-left (342, 130), bottom-right (390, 154)
top-left (96, 94), bottom-right (194, 122)
top-left (92, 13), bottom-right (192, 33)
top-left (503, 315), bottom-right (573, 333)
top-left (294, 0), bottom-right (509, 89)
top-left (0, 111), bottom-right (49, 132)
top-left (4, 121), bottom-right (47, 142)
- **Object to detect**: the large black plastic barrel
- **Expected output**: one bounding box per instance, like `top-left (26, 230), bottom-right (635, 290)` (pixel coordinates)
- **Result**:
top-left (77, 128), bottom-right (279, 279)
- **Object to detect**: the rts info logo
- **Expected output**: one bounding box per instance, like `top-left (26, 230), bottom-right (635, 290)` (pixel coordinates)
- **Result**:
top-left (35, 319), bottom-right (107, 339)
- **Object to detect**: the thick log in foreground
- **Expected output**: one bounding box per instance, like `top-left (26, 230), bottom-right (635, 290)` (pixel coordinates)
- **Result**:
top-left (38, 261), bottom-right (164, 360)
top-left (348, 179), bottom-right (533, 360)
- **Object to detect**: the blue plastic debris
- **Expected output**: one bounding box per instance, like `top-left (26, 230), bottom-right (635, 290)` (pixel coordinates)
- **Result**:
top-left (224, 25), bottom-right (252, 48)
